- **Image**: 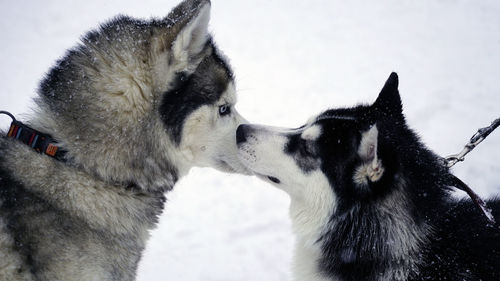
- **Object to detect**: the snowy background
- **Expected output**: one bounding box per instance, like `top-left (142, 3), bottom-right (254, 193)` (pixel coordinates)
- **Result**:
top-left (1, 0), bottom-right (499, 280)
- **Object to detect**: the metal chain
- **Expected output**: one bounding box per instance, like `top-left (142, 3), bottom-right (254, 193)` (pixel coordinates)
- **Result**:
top-left (444, 117), bottom-right (500, 168)
top-left (442, 117), bottom-right (499, 225)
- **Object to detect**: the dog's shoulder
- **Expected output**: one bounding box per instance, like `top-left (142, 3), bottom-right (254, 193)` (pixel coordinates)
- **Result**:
top-left (0, 136), bottom-right (39, 204)
top-left (418, 198), bottom-right (500, 280)
top-left (432, 197), bottom-right (500, 253)
top-left (0, 137), bottom-right (39, 281)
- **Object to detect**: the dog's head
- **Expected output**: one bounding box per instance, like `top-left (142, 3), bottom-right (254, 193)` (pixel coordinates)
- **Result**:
top-left (33, 0), bottom-right (250, 192)
top-left (237, 73), bottom-right (407, 208)
top-left (154, 0), bottom-right (250, 176)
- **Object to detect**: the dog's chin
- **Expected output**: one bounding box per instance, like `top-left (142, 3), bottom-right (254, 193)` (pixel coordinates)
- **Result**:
top-left (236, 154), bottom-right (281, 184)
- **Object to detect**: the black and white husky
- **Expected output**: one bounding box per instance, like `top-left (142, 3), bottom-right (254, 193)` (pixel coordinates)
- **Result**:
top-left (0, 0), bottom-right (249, 280)
top-left (237, 73), bottom-right (500, 281)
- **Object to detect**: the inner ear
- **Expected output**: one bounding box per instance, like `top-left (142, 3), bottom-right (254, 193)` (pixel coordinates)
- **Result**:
top-left (171, 1), bottom-right (211, 62)
top-left (355, 125), bottom-right (385, 184)
top-left (358, 125), bottom-right (378, 162)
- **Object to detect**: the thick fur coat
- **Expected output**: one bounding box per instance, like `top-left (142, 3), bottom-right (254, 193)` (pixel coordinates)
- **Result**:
top-left (237, 73), bottom-right (500, 281)
top-left (0, 0), bottom-right (248, 280)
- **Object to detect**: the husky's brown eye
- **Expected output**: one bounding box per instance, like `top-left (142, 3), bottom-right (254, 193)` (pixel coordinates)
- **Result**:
top-left (219, 104), bottom-right (231, 116)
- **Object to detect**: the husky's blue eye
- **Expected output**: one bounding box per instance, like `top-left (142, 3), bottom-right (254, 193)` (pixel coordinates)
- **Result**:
top-left (219, 104), bottom-right (231, 116)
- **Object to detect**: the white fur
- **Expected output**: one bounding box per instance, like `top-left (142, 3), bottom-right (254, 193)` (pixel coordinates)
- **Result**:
top-left (292, 239), bottom-right (336, 281)
top-left (237, 124), bottom-right (337, 280)
top-left (180, 82), bottom-right (249, 174)
top-left (301, 125), bottom-right (322, 141)
top-left (289, 171), bottom-right (337, 281)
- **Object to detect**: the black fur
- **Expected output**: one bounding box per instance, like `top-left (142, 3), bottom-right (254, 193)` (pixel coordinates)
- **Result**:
top-left (310, 73), bottom-right (499, 280)
top-left (285, 133), bottom-right (321, 173)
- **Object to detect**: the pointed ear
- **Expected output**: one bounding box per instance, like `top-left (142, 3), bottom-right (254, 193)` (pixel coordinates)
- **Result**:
top-left (354, 125), bottom-right (385, 184)
top-left (372, 72), bottom-right (403, 118)
top-left (162, 0), bottom-right (211, 62)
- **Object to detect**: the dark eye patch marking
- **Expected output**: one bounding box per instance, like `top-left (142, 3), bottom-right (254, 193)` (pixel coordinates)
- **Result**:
top-left (285, 131), bottom-right (321, 173)
top-left (159, 45), bottom-right (233, 145)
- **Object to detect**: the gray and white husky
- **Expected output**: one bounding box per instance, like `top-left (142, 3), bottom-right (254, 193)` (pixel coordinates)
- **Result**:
top-left (0, 0), bottom-right (248, 280)
top-left (237, 73), bottom-right (499, 281)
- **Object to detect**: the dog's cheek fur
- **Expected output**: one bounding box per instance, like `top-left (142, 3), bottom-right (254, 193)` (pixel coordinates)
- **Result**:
top-left (177, 105), bottom-right (214, 163)
top-left (170, 96), bottom-right (247, 174)
top-left (240, 129), bottom-right (304, 181)
top-left (159, 46), bottom-right (234, 143)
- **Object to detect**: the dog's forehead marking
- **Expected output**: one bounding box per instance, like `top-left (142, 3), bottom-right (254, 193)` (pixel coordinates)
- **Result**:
top-left (301, 125), bottom-right (322, 141)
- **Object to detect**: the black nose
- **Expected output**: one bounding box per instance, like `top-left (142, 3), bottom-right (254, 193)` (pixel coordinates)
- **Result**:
top-left (236, 124), bottom-right (249, 144)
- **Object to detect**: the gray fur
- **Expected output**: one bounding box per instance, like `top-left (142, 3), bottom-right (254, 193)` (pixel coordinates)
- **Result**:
top-left (0, 0), bottom-right (248, 280)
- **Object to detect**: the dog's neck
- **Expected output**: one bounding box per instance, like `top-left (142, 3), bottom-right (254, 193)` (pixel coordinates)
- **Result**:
top-left (288, 181), bottom-right (431, 281)
top-left (318, 188), bottom-right (430, 281)
top-left (288, 183), bottom-right (338, 281)
top-left (27, 107), bottom-right (191, 193)
top-left (0, 135), bottom-right (171, 281)
top-left (0, 137), bottom-right (168, 231)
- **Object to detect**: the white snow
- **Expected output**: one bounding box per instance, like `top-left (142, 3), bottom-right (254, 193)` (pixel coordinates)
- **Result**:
top-left (1, 1), bottom-right (499, 280)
